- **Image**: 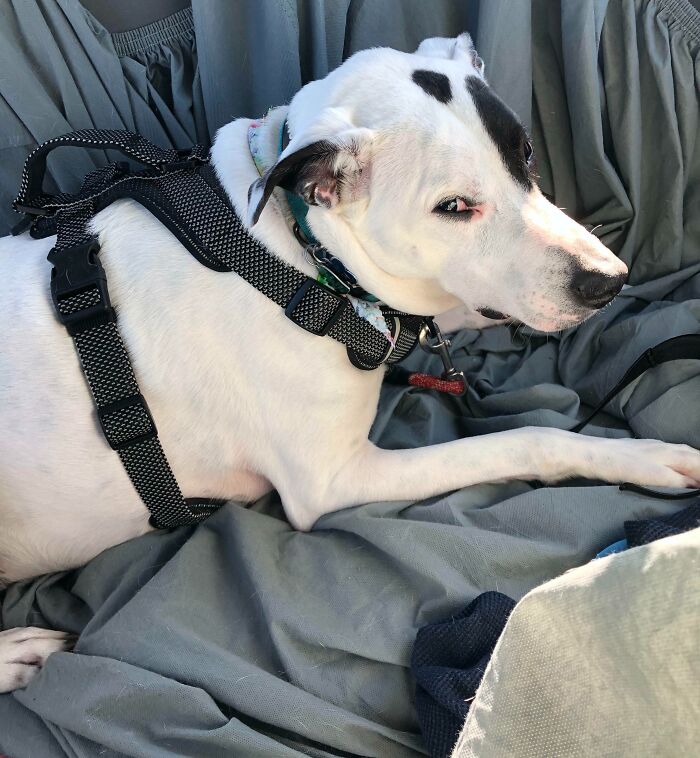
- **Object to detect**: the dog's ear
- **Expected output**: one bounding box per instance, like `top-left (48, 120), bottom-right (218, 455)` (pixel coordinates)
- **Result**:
top-left (247, 129), bottom-right (372, 227)
top-left (415, 33), bottom-right (484, 76)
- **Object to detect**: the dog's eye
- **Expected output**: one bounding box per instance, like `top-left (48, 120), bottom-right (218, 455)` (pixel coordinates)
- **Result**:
top-left (434, 197), bottom-right (474, 216)
top-left (523, 140), bottom-right (533, 164)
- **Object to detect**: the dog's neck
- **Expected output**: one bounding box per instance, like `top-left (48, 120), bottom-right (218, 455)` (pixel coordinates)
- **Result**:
top-left (211, 109), bottom-right (458, 315)
top-left (210, 108), bottom-right (319, 282)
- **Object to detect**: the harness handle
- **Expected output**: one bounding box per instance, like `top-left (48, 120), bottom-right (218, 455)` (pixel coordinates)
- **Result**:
top-left (13, 129), bottom-right (207, 215)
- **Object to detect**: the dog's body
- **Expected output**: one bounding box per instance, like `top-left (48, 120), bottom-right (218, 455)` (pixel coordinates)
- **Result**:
top-left (1, 35), bottom-right (699, 692)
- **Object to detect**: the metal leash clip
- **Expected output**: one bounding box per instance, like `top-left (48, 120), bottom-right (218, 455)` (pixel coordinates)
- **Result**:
top-left (418, 319), bottom-right (468, 395)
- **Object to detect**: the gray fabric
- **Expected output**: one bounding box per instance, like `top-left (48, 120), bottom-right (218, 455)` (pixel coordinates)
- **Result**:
top-left (0, 0), bottom-right (525, 236)
top-left (532, 0), bottom-right (700, 283)
top-left (0, 264), bottom-right (698, 757)
top-left (80, 0), bottom-right (191, 34)
top-left (452, 528), bottom-right (700, 758)
top-left (0, 0), bottom-right (205, 237)
top-left (1, 0), bottom-right (699, 756)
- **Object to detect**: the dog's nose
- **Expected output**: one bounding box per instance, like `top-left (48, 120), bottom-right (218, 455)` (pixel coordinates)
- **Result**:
top-left (571, 269), bottom-right (626, 308)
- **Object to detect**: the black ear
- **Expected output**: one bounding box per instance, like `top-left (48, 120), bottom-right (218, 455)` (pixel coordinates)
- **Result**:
top-left (247, 140), bottom-right (342, 226)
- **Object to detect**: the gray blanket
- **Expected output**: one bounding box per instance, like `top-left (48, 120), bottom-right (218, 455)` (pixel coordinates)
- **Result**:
top-left (1, 0), bottom-right (699, 756)
top-left (1, 264), bottom-right (698, 757)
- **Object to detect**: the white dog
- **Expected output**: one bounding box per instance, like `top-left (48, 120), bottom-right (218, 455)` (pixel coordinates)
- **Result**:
top-left (1, 34), bottom-right (698, 692)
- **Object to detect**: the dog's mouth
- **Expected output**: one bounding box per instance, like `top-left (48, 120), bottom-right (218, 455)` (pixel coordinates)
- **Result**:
top-left (523, 308), bottom-right (598, 333)
top-left (477, 307), bottom-right (509, 320)
top-left (476, 305), bottom-right (599, 332)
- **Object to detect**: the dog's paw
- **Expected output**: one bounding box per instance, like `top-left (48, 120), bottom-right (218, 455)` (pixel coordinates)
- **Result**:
top-left (0, 627), bottom-right (75, 693)
top-left (584, 437), bottom-right (700, 489)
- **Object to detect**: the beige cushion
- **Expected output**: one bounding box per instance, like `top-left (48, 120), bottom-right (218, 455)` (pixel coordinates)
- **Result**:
top-left (453, 528), bottom-right (700, 758)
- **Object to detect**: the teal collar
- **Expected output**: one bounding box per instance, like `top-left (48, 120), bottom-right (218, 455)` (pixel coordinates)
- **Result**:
top-left (247, 118), bottom-right (400, 348)
top-left (278, 122), bottom-right (317, 244)
top-left (278, 120), bottom-right (378, 302)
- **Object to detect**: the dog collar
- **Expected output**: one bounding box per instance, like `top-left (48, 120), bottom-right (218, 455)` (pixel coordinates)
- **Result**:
top-left (248, 119), bottom-right (377, 298)
top-left (276, 120), bottom-right (316, 245)
top-left (277, 121), bottom-right (382, 303)
top-left (247, 118), bottom-right (317, 244)
top-left (248, 118), bottom-right (394, 343)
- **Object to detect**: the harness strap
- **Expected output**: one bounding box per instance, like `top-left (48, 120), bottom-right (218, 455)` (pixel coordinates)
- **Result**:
top-left (15, 128), bottom-right (427, 527)
top-left (13, 128), bottom-right (207, 215)
top-left (49, 202), bottom-right (220, 528)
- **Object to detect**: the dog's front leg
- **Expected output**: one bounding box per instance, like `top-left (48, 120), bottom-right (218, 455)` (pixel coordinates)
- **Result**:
top-left (289, 428), bottom-right (700, 529)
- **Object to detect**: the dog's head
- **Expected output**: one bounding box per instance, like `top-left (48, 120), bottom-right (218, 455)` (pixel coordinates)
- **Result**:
top-left (248, 34), bottom-right (627, 331)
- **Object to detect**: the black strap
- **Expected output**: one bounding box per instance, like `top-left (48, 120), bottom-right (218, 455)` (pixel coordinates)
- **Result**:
top-left (13, 128), bottom-right (207, 215)
top-left (618, 483), bottom-right (700, 500)
top-left (48, 202), bottom-right (219, 528)
top-left (571, 334), bottom-right (700, 432)
top-left (16, 129), bottom-right (426, 527)
top-left (572, 334), bottom-right (700, 502)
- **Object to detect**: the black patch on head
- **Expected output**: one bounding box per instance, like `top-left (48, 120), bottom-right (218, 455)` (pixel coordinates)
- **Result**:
top-left (412, 70), bottom-right (452, 104)
top-left (465, 76), bottom-right (532, 190)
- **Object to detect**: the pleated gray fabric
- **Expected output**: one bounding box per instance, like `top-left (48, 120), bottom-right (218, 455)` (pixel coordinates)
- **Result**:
top-left (0, 1), bottom-right (207, 235)
top-left (0, 2), bottom-right (699, 756)
top-left (2, 0), bottom-right (698, 282)
top-left (531, 0), bottom-right (700, 282)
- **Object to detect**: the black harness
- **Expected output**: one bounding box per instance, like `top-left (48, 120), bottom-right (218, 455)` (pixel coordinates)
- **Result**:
top-left (13, 129), bottom-right (431, 527)
top-left (12, 129), bottom-right (700, 527)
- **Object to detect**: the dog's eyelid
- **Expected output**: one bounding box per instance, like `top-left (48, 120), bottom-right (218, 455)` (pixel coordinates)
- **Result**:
top-left (433, 195), bottom-right (479, 211)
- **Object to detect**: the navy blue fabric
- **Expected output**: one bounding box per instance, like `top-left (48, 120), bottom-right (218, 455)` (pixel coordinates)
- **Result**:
top-left (411, 591), bottom-right (516, 758)
top-left (625, 500), bottom-right (700, 547)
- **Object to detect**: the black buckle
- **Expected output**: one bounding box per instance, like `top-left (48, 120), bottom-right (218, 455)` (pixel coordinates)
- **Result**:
top-left (47, 238), bottom-right (114, 333)
top-left (97, 394), bottom-right (158, 451)
top-left (284, 279), bottom-right (348, 336)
